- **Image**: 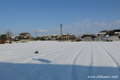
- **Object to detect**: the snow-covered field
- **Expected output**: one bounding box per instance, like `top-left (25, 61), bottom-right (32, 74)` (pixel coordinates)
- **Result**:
top-left (0, 41), bottom-right (120, 80)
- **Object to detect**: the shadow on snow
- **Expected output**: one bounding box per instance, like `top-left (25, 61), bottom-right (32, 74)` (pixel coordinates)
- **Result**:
top-left (32, 58), bottom-right (51, 64)
top-left (0, 62), bottom-right (120, 80)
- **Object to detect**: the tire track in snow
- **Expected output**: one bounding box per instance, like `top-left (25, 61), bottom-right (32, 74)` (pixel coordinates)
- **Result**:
top-left (0, 42), bottom-right (70, 61)
top-left (0, 42), bottom-right (71, 62)
top-left (25, 43), bottom-right (86, 80)
top-left (87, 43), bottom-right (94, 80)
top-left (49, 44), bottom-right (80, 61)
top-left (5, 43), bottom-right (75, 78)
top-left (72, 46), bottom-right (87, 65)
top-left (90, 43), bottom-right (94, 66)
top-left (0, 44), bottom-right (41, 61)
top-left (31, 44), bottom-right (82, 80)
top-left (18, 44), bottom-right (82, 80)
top-left (102, 43), bottom-right (120, 54)
top-left (71, 45), bottom-right (87, 80)
top-left (42, 44), bottom-right (77, 61)
top-left (22, 43), bottom-right (78, 63)
top-left (98, 44), bottom-right (120, 71)
top-left (35, 43), bottom-right (72, 56)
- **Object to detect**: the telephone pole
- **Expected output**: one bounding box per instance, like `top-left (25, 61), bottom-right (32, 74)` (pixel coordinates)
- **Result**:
top-left (60, 24), bottom-right (62, 36)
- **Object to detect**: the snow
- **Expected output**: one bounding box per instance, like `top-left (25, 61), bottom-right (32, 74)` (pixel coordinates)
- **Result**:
top-left (0, 41), bottom-right (120, 80)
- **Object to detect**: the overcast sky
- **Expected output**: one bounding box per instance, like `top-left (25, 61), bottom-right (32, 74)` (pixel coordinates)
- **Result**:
top-left (0, 0), bottom-right (120, 36)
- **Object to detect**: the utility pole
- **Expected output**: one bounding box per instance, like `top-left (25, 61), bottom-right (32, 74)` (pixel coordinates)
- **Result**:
top-left (60, 24), bottom-right (62, 36)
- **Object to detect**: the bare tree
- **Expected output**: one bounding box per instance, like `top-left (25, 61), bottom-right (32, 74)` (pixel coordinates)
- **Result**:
top-left (6, 30), bottom-right (12, 42)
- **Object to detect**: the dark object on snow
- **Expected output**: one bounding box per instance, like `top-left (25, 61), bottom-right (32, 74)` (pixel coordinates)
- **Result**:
top-left (35, 51), bottom-right (39, 54)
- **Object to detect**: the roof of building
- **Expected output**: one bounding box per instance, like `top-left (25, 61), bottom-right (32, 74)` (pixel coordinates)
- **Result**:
top-left (51, 34), bottom-right (60, 36)
top-left (98, 32), bottom-right (106, 34)
top-left (20, 33), bottom-right (30, 35)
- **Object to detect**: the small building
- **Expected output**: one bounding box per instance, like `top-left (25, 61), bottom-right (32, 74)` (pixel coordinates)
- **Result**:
top-left (42, 35), bottom-right (51, 40)
top-left (98, 30), bottom-right (111, 36)
top-left (61, 33), bottom-right (75, 41)
top-left (98, 32), bottom-right (106, 37)
top-left (112, 29), bottom-right (120, 36)
top-left (19, 33), bottom-right (32, 39)
top-left (114, 32), bottom-right (120, 36)
top-left (51, 34), bottom-right (60, 40)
